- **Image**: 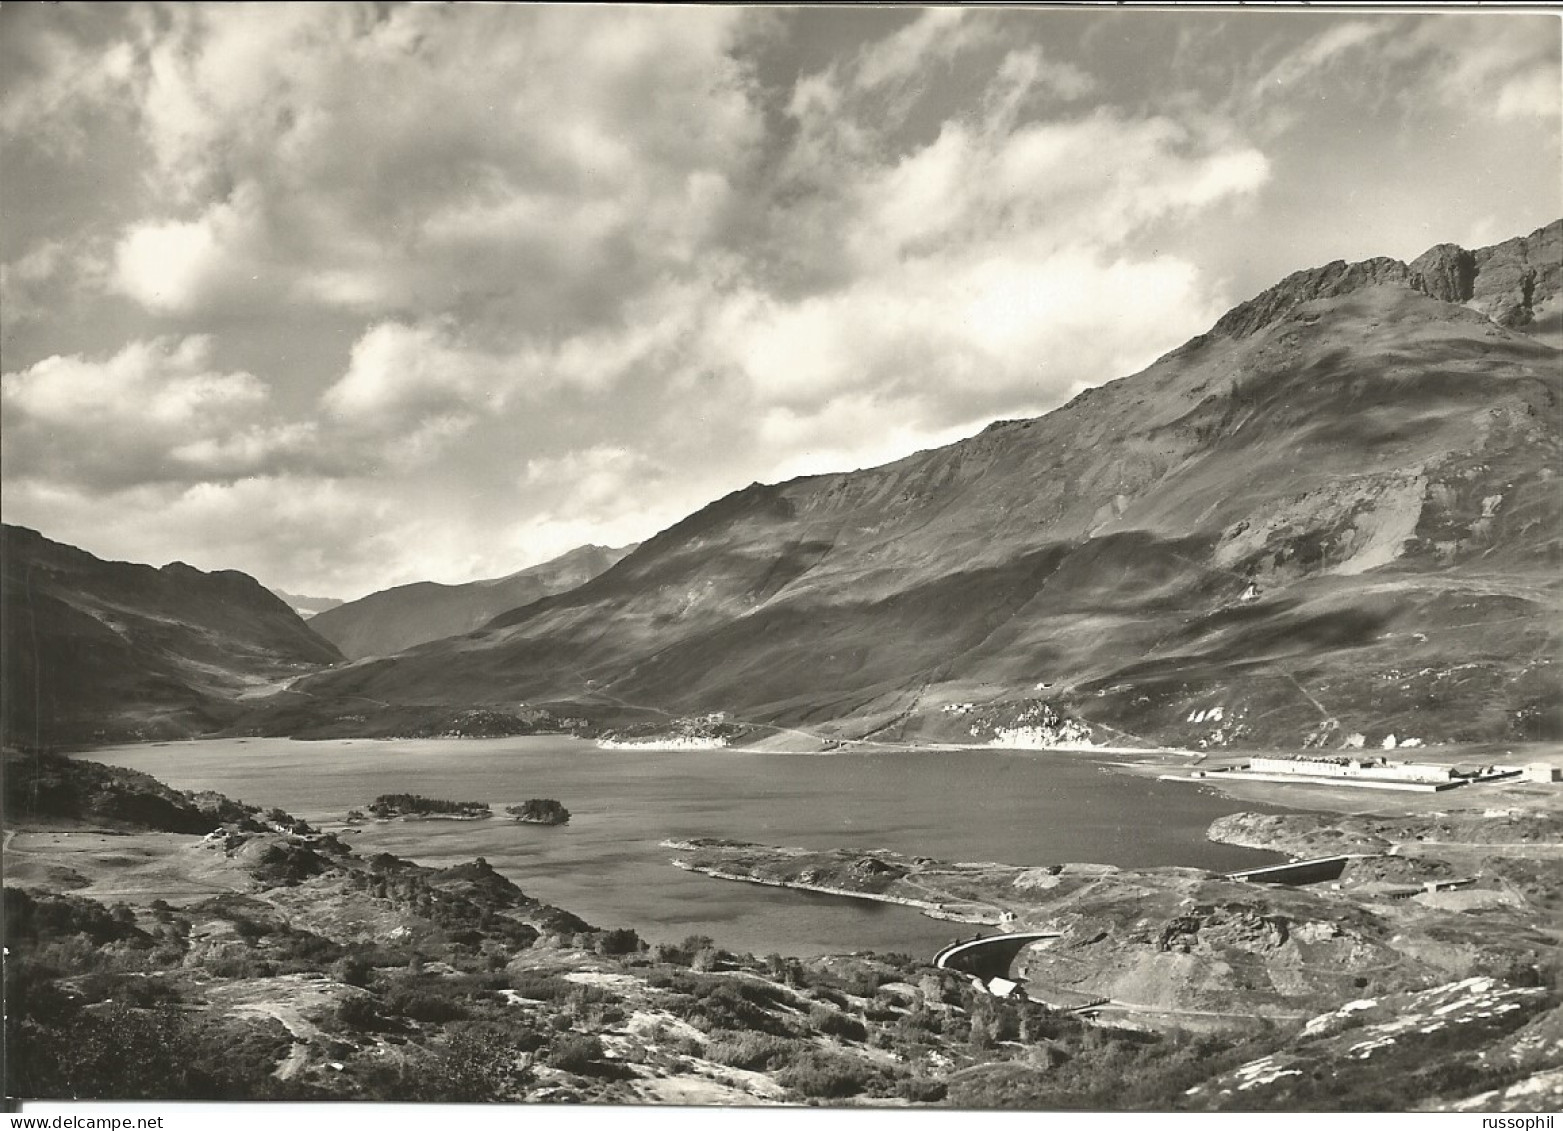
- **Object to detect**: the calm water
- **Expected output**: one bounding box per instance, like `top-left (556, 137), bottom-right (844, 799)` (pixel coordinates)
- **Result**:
top-left (85, 737), bottom-right (1281, 958)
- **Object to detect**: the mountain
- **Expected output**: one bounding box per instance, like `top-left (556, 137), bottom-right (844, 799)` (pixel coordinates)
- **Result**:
top-left (257, 221), bottom-right (1563, 749)
top-left (306, 543), bottom-right (637, 660)
top-left (238, 221), bottom-right (1563, 749)
top-left (1, 525), bottom-right (344, 748)
top-left (267, 589), bottom-right (345, 618)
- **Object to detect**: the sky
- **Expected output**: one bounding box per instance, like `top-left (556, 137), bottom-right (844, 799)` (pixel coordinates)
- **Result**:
top-left (2, 4), bottom-right (1559, 600)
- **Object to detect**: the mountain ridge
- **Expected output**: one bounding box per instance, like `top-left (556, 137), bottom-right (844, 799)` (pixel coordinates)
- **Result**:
top-left (307, 542), bottom-right (637, 660)
top-left (270, 221), bottom-right (1560, 750)
top-left (1, 524), bottom-right (344, 748)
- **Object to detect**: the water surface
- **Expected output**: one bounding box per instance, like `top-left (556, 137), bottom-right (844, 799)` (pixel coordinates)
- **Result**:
top-left (87, 737), bottom-right (1282, 958)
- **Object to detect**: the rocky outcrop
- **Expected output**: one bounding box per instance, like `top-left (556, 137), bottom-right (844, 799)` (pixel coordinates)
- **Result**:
top-left (1158, 904), bottom-right (1290, 955)
top-left (1408, 242), bottom-right (1478, 304)
top-left (1213, 219), bottom-right (1561, 341)
top-left (1466, 220), bottom-right (1561, 329)
top-left (1211, 256), bottom-right (1416, 339)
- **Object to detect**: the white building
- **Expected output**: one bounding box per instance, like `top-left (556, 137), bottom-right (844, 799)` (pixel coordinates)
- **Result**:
top-left (1245, 754), bottom-right (1459, 784)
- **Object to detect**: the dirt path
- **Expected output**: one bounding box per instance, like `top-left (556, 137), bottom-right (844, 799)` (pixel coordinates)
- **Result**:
top-left (223, 1000), bottom-right (327, 1080)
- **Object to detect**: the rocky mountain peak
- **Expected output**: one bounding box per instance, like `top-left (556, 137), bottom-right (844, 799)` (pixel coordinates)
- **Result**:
top-left (1210, 219), bottom-right (1561, 342)
top-left (1210, 256), bottom-right (1415, 340)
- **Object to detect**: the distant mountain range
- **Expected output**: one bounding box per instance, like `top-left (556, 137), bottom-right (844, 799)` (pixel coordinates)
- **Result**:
top-left (271, 220), bottom-right (1562, 750)
top-left (0, 525), bottom-right (343, 746)
top-left (305, 543), bottom-right (636, 660)
top-left (267, 589), bottom-right (345, 618)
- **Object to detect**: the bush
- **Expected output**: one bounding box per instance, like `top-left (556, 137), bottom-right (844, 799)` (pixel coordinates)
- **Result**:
top-left (778, 1051), bottom-right (878, 1099)
top-left (897, 1077), bottom-right (948, 1103)
top-left (506, 970), bottom-right (572, 1002)
top-left (384, 987), bottom-right (470, 1023)
top-left (398, 1030), bottom-right (527, 1101)
top-left (74, 972), bottom-right (180, 1008)
top-left (331, 955), bottom-right (374, 988)
top-left (945, 1062), bottom-right (1054, 1109)
top-left (332, 995), bottom-right (384, 1032)
top-left (9, 1003), bottom-right (209, 1100)
top-left (228, 915), bottom-right (272, 942)
top-left (592, 928), bottom-right (642, 956)
top-left (546, 1033), bottom-right (604, 1074)
top-left (705, 1032), bottom-right (799, 1072)
top-left (809, 1003), bottom-right (867, 1042)
top-left (670, 980), bottom-right (789, 1035)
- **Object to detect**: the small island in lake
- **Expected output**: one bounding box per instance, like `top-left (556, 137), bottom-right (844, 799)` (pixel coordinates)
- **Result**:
top-left (366, 793), bottom-right (491, 819)
top-left (507, 798), bottom-right (571, 825)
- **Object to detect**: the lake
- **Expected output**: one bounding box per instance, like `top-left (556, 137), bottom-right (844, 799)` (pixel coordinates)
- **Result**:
top-left (85, 737), bottom-right (1283, 958)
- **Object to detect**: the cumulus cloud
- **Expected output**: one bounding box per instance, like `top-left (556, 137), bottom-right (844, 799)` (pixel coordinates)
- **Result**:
top-left (320, 320), bottom-right (503, 453)
top-left (1, 7), bottom-right (1552, 597)
top-left (1, 337), bottom-right (330, 489)
top-left (90, 4), bottom-right (762, 335)
top-left (111, 186), bottom-right (272, 314)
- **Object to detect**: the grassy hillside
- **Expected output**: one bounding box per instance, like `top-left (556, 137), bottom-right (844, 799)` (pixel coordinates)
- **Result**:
top-left (1, 526), bottom-right (343, 748)
top-left (266, 224), bottom-right (1562, 750)
top-left (307, 543), bottom-right (635, 660)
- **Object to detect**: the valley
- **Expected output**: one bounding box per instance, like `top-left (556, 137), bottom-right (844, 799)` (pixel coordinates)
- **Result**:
top-left (4, 221), bottom-right (1560, 1111)
top-left (200, 222), bottom-right (1562, 756)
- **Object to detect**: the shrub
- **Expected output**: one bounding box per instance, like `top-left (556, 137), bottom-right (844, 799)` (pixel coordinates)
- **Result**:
top-left (386, 989), bottom-right (469, 1023)
top-left (74, 972), bottom-right (180, 1008)
top-left (945, 1062), bottom-right (1054, 1109)
top-left (206, 953), bottom-right (276, 979)
top-left (650, 942), bottom-right (691, 966)
top-left (228, 915), bottom-right (271, 942)
top-left (332, 995), bottom-right (384, 1032)
top-left (778, 1051), bottom-right (878, 1099)
top-left (592, 928), bottom-right (642, 956)
top-left (676, 981), bottom-right (788, 1035)
top-left (9, 1003), bottom-right (205, 1100)
top-left (391, 1030), bottom-right (527, 1101)
top-left (705, 1032), bottom-right (798, 1072)
top-left (546, 1033), bottom-right (604, 1074)
top-left (897, 1077), bottom-right (948, 1103)
top-left (507, 969), bottom-right (572, 1001)
top-left (331, 955), bottom-right (374, 988)
top-left (809, 1004), bottom-right (867, 1042)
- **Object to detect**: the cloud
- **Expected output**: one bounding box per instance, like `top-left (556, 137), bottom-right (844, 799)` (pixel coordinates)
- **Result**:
top-left (1, 473), bottom-right (403, 597)
top-left (320, 320), bottom-right (499, 447)
top-left (0, 15), bottom-right (138, 156)
top-left (1244, 14), bottom-right (1561, 124)
top-left (1250, 20), bottom-right (1388, 97)
top-left (0, 336), bottom-right (325, 489)
top-left (0, 240), bottom-right (67, 323)
top-left (111, 187), bottom-right (269, 314)
top-left (1494, 62), bottom-right (1562, 121)
top-left (853, 8), bottom-right (1000, 92)
top-left (90, 4), bottom-right (762, 335)
top-left (10, 8), bottom-right (1544, 600)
